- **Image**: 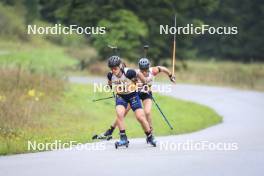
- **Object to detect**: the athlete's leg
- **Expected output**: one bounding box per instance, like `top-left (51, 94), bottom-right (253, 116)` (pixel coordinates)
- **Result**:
top-left (100, 104), bottom-right (130, 139)
top-left (143, 98), bottom-right (153, 130)
top-left (115, 105), bottom-right (126, 130)
top-left (134, 107), bottom-right (156, 146)
top-left (115, 105), bottom-right (130, 145)
top-left (130, 92), bottom-right (156, 146)
top-left (129, 93), bottom-right (151, 132)
top-left (92, 104), bottom-right (128, 140)
top-left (134, 108), bottom-right (151, 132)
top-left (111, 105), bottom-right (131, 128)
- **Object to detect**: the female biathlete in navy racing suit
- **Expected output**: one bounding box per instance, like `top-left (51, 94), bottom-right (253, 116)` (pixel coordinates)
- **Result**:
top-left (106, 56), bottom-right (156, 147)
top-left (94, 57), bottom-right (175, 146)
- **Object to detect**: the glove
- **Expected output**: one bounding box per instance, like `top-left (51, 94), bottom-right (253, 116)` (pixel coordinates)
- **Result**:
top-left (169, 74), bottom-right (176, 83)
top-left (146, 77), bottom-right (153, 83)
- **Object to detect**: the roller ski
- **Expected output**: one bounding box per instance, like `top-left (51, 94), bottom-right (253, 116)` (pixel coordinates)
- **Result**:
top-left (92, 133), bottom-right (112, 141)
top-left (146, 134), bottom-right (157, 147)
top-left (115, 139), bottom-right (129, 149)
top-left (115, 133), bottom-right (129, 149)
top-left (92, 126), bottom-right (115, 141)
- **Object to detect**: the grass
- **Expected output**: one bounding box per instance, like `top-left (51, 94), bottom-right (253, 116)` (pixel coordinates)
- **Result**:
top-left (0, 39), bottom-right (78, 155)
top-left (0, 41), bottom-right (78, 75)
top-left (152, 60), bottom-right (264, 91)
top-left (0, 84), bottom-right (222, 155)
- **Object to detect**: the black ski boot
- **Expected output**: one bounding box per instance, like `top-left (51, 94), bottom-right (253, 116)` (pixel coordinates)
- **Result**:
top-left (92, 127), bottom-right (114, 141)
top-left (146, 134), bottom-right (157, 147)
top-left (115, 133), bottom-right (129, 149)
top-left (92, 133), bottom-right (112, 140)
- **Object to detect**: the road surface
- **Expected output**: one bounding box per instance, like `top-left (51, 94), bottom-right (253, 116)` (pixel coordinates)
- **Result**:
top-left (1, 76), bottom-right (264, 176)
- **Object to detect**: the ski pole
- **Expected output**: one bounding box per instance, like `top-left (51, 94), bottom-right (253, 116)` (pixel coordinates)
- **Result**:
top-left (143, 45), bottom-right (149, 57)
top-left (151, 95), bottom-right (174, 130)
top-left (92, 96), bottom-right (114, 102)
top-left (108, 45), bottom-right (118, 55)
top-left (172, 14), bottom-right (176, 76)
top-left (92, 90), bottom-right (116, 102)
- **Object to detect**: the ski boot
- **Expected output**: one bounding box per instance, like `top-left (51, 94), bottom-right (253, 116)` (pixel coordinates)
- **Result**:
top-left (146, 134), bottom-right (157, 147)
top-left (115, 134), bottom-right (129, 149)
top-left (92, 129), bottom-right (113, 141)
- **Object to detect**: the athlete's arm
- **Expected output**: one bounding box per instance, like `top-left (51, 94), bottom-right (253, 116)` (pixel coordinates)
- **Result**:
top-left (152, 66), bottom-right (176, 83)
top-left (136, 71), bottom-right (149, 84)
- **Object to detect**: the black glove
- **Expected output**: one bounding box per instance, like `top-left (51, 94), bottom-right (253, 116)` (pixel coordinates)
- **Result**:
top-left (169, 74), bottom-right (176, 83)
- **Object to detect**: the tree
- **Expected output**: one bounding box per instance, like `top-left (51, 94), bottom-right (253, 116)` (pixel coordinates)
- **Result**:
top-left (92, 9), bottom-right (148, 61)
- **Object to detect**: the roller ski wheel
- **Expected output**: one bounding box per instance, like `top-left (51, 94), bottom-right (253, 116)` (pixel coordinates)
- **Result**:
top-left (92, 134), bottom-right (112, 141)
top-left (115, 140), bottom-right (129, 149)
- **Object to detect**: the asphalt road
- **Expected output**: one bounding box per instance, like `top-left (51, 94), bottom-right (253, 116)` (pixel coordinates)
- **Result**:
top-left (1, 76), bottom-right (264, 176)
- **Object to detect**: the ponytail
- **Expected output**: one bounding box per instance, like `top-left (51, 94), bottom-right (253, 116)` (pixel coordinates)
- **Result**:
top-left (121, 62), bottom-right (127, 69)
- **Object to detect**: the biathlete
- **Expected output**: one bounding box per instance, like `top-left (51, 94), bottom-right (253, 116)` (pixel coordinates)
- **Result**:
top-left (106, 55), bottom-right (157, 148)
top-left (93, 57), bottom-right (175, 146)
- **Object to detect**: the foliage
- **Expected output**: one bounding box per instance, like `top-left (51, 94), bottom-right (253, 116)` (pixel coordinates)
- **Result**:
top-left (93, 9), bottom-right (148, 60)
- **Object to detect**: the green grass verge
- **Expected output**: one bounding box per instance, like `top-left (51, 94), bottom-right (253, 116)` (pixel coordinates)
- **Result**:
top-left (157, 60), bottom-right (264, 91)
top-left (0, 84), bottom-right (222, 155)
top-left (0, 41), bottom-right (77, 74)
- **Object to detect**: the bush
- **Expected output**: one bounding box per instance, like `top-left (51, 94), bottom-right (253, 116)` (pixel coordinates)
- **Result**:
top-left (0, 3), bottom-right (29, 41)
